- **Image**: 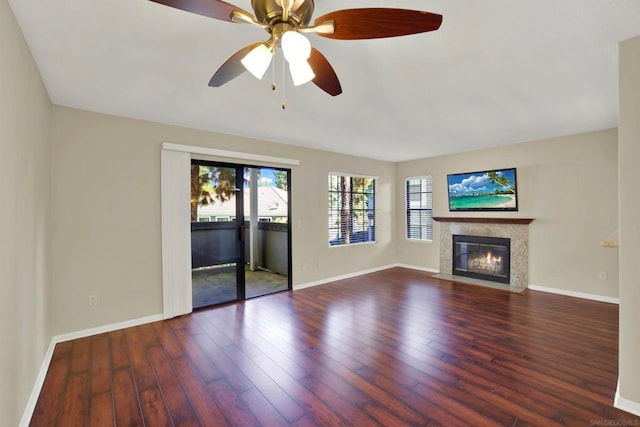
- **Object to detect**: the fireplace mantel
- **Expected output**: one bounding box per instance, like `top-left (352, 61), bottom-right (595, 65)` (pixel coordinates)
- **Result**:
top-left (433, 217), bottom-right (534, 225)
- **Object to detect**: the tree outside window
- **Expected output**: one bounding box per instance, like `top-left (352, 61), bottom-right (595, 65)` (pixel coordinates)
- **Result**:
top-left (328, 174), bottom-right (376, 246)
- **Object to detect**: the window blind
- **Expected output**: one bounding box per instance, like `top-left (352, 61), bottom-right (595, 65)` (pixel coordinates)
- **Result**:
top-left (406, 176), bottom-right (433, 241)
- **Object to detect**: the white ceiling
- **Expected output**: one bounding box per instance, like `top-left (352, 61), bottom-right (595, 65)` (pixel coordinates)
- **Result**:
top-left (8, 0), bottom-right (640, 162)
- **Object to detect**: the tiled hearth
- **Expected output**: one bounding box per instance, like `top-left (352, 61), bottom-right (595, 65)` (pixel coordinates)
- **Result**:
top-left (434, 217), bottom-right (533, 290)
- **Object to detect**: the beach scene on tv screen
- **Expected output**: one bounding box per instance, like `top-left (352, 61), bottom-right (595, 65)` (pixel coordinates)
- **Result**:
top-left (448, 169), bottom-right (517, 210)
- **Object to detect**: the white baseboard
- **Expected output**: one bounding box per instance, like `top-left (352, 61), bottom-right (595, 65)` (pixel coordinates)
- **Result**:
top-left (53, 313), bottom-right (164, 343)
top-left (294, 264), bottom-right (439, 291)
top-left (19, 313), bottom-right (163, 427)
top-left (294, 264), bottom-right (398, 290)
top-left (19, 339), bottom-right (57, 427)
top-left (393, 263), bottom-right (440, 273)
top-left (528, 285), bottom-right (620, 304)
top-left (615, 380), bottom-right (640, 417)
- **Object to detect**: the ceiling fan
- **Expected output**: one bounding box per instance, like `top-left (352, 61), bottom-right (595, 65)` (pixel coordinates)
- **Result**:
top-left (150, 0), bottom-right (442, 96)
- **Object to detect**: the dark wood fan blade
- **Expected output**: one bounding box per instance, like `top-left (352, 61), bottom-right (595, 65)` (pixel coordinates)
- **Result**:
top-left (314, 8), bottom-right (442, 40)
top-left (308, 48), bottom-right (342, 96)
top-left (209, 43), bottom-right (261, 87)
top-left (150, 0), bottom-right (251, 23)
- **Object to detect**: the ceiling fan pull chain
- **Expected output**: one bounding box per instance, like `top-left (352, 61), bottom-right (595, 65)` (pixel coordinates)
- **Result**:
top-left (271, 49), bottom-right (276, 91)
top-left (282, 53), bottom-right (286, 109)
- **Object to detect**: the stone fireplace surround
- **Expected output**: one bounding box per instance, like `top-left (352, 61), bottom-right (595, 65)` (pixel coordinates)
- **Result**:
top-left (434, 217), bottom-right (534, 290)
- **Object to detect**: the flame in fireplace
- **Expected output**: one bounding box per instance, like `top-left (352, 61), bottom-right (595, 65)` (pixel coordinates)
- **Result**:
top-left (468, 250), bottom-right (503, 274)
top-left (486, 251), bottom-right (502, 265)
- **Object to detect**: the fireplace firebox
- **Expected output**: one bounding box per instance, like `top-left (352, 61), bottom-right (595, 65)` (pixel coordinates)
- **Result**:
top-left (453, 235), bottom-right (511, 284)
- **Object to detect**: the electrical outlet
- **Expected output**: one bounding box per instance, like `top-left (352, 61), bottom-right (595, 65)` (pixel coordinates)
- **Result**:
top-left (598, 271), bottom-right (608, 281)
top-left (89, 295), bottom-right (98, 306)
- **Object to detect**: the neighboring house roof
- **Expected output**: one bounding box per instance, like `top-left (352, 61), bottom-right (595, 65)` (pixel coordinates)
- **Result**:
top-left (197, 186), bottom-right (288, 218)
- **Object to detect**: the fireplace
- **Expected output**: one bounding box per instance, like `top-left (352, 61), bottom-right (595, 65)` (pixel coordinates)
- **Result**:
top-left (453, 235), bottom-right (511, 284)
top-left (434, 217), bottom-right (531, 290)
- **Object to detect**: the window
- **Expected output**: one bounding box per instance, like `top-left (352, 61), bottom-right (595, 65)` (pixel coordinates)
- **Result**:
top-left (406, 176), bottom-right (433, 241)
top-left (328, 174), bottom-right (376, 246)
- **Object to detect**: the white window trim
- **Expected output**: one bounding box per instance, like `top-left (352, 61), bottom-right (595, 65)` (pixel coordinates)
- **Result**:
top-left (328, 173), bottom-right (377, 248)
top-left (405, 175), bottom-right (434, 243)
top-left (328, 171), bottom-right (379, 180)
top-left (162, 142), bottom-right (300, 166)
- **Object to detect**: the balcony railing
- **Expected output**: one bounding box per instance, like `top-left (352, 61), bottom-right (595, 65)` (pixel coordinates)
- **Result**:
top-left (191, 221), bottom-right (288, 275)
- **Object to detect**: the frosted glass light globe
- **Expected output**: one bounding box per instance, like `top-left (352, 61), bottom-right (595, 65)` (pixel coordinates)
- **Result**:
top-left (241, 44), bottom-right (272, 79)
top-left (281, 31), bottom-right (311, 62)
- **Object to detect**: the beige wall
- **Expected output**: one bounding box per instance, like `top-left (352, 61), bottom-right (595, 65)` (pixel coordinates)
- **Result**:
top-left (396, 129), bottom-right (620, 298)
top-left (50, 107), bottom-right (623, 335)
top-left (50, 106), bottom-right (396, 335)
top-left (618, 34), bottom-right (640, 409)
top-left (0, 1), bottom-right (52, 425)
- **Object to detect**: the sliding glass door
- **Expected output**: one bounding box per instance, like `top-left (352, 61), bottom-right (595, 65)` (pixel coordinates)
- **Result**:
top-left (244, 167), bottom-right (290, 298)
top-left (190, 161), bottom-right (291, 309)
top-left (190, 164), bottom-right (243, 307)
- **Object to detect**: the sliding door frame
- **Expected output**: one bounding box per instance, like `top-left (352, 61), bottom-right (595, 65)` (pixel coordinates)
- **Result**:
top-left (191, 160), bottom-right (246, 303)
top-left (161, 142), bottom-right (298, 319)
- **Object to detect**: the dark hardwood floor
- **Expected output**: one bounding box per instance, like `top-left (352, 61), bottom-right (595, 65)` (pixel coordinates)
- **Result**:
top-left (30, 268), bottom-right (639, 426)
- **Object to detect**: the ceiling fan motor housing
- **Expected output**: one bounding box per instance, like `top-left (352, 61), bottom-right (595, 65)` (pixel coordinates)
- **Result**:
top-left (251, 0), bottom-right (314, 27)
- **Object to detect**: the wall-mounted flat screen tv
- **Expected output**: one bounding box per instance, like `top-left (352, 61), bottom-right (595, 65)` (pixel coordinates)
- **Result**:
top-left (447, 167), bottom-right (518, 211)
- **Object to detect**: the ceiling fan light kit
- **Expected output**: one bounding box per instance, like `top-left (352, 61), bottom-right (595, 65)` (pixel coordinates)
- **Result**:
top-left (281, 31), bottom-right (310, 62)
top-left (240, 42), bottom-right (273, 79)
top-left (288, 60), bottom-right (315, 86)
top-left (150, 0), bottom-right (443, 96)
top-left (281, 31), bottom-right (314, 85)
